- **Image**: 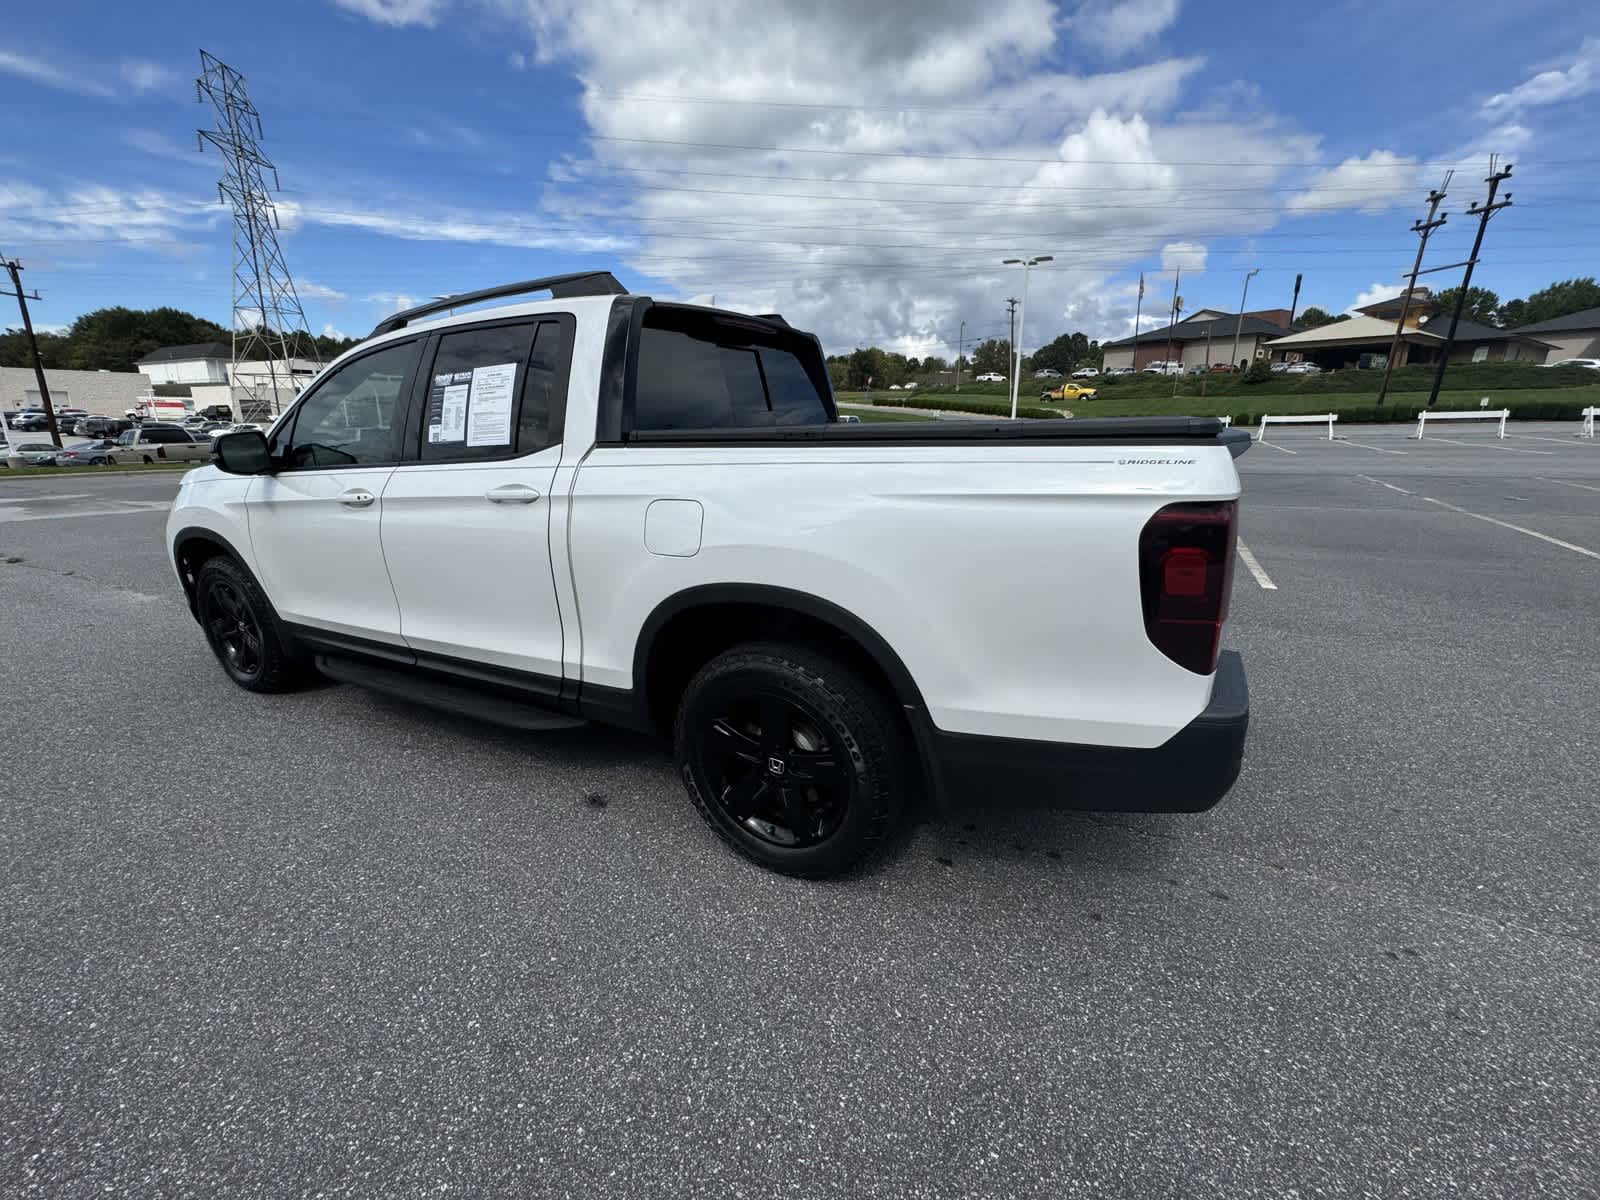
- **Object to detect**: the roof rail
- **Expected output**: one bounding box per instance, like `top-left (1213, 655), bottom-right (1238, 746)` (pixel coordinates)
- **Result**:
top-left (370, 271), bottom-right (628, 336)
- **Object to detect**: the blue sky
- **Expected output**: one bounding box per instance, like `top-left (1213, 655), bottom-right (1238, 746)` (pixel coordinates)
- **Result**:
top-left (2, 0), bottom-right (1598, 358)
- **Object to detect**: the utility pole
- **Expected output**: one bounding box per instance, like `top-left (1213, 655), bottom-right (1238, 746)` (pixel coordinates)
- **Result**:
top-left (1132, 271), bottom-right (1144, 369)
top-left (1201, 324), bottom-right (1214, 398)
top-left (2, 258), bottom-right (62, 447)
top-left (1163, 268), bottom-right (1181, 373)
top-left (1229, 267), bottom-right (1260, 372)
top-left (1426, 160), bottom-right (1512, 409)
top-left (956, 319), bottom-right (966, 392)
top-left (1287, 272), bottom-right (1303, 332)
top-left (1377, 174), bottom-right (1451, 406)
top-left (1006, 297), bottom-right (1019, 390)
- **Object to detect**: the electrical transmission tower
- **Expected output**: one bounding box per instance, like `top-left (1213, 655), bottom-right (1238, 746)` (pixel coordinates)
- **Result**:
top-left (196, 49), bottom-right (319, 421)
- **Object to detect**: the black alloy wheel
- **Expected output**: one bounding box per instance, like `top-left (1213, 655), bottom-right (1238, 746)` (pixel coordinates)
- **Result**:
top-left (701, 691), bottom-right (850, 848)
top-left (201, 576), bottom-right (265, 683)
top-left (192, 557), bottom-right (307, 693)
top-left (676, 642), bottom-right (907, 877)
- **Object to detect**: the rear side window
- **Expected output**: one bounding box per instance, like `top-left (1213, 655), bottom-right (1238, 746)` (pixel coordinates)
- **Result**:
top-left (418, 316), bottom-right (573, 463)
top-left (633, 318), bottom-right (830, 432)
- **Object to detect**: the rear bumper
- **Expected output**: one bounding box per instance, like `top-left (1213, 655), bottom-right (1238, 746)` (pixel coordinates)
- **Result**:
top-left (929, 650), bottom-right (1249, 813)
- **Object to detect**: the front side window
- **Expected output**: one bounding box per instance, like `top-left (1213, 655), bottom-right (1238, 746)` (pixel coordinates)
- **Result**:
top-left (277, 340), bottom-right (417, 471)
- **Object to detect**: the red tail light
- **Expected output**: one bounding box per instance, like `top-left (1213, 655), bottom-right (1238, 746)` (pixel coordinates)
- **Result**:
top-left (1139, 501), bottom-right (1237, 675)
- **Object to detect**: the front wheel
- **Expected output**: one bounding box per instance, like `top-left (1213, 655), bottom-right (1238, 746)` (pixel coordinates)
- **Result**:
top-left (675, 642), bottom-right (908, 877)
top-left (194, 557), bottom-right (308, 693)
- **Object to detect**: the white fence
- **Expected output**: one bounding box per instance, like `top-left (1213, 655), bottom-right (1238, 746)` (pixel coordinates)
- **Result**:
top-left (1257, 413), bottom-right (1337, 441)
top-left (1582, 406), bottom-right (1597, 438)
top-left (1414, 408), bottom-right (1508, 439)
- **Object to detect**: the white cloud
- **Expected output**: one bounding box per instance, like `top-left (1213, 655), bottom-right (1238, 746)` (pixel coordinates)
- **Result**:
top-left (1062, 0), bottom-right (1182, 56)
top-left (1347, 282), bottom-right (1403, 314)
top-left (331, 0), bottom-right (445, 26)
top-left (298, 280), bottom-right (348, 301)
top-left (1483, 38), bottom-right (1600, 116)
top-left (1285, 150), bottom-right (1417, 215)
top-left (0, 48), bottom-right (114, 97)
top-left (0, 182), bottom-right (220, 252)
top-left (1160, 241), bottom-right (1206, 273)
top-left (120, 58), bottom-right (176, 93)
top-left (323, 0), bottom-right (1321, 352)
top-left (124, 128), bottom-right (206, 167)
top-left (322, 323), bottom-right (350, 340)
top-left (304, 200), bottom-right (626, 253)
top-left (367, 293), bottom-right (420, 313)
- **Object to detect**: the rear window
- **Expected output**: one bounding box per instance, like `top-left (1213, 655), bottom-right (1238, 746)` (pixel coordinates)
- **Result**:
top-left (632, 313), bottom-right (830, 432)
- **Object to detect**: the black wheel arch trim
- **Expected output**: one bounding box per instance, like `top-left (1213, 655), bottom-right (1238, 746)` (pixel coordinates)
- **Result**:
top-left (170, 526), bottom-right (293, 645)
top-left (612, 582), bottom-right (950, 808)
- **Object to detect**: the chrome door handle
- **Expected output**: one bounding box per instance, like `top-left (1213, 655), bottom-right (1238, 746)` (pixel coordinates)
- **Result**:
top-left (486, 484), bottom-right (541, 504)
top-left (339, 488), bottom-right (376, 508)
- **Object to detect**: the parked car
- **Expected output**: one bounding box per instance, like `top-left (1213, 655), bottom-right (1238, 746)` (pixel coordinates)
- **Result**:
top-left (81, 416), bottom-right (136, 438)
top-left (170, 273), bottom-right (1250, 877)
top-left (1039, 382), bottom-right (1098, 402)
top-left (1104, 366), bottom-right (1136, 376)
top-left (2, 441), bottom-right (62, 466)
top-left (888, 384), bottom-right (903, 390)
top-left (53, 439), bottom-right (121, 467)
top-left (1269, 362), bottom-right (1290, 373)
top-left (974, 372), bottom-right (1006, 383)
top-left (1070, 367), bottom-right (1099, 379)
top-left (1285, 362), bottom-right (1322, 375)
top-left (1141, 361), bottom-right (1182, 375)
top-left (1033, 368), bottom-right (1062, 379)
top-left (1543, 358), bottom-right (1600, 370)
top-left (105, 426), bottom-right (213, 465)
top-left (1210, 363), bottom-right (1233, 373)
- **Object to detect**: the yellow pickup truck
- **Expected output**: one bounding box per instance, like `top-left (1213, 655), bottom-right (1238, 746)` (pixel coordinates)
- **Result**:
top-left (1040, 382), bottom-right (1098, 402)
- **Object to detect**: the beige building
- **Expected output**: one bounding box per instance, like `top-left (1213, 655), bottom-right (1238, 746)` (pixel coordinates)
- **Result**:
top-left (1508, 307), bottom-right (1600, 363)
top-left (1265, 290), bottom-right (1552, 369)
top-left (1101, 310), bottom-right (1290, 372)
top-left (1, 365), bottom-right (152, 415)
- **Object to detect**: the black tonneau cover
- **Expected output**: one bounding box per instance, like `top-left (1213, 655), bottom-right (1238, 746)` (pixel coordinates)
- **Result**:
top-left (628, 416), bottom-right (1238, 447)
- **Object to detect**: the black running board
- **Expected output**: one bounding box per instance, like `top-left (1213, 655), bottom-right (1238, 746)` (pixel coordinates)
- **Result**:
top-left (315, 654), bottom-right (589, 732)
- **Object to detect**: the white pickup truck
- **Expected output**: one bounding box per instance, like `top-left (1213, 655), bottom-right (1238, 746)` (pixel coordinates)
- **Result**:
top-left (168, 272), bottom-right (1249, 876)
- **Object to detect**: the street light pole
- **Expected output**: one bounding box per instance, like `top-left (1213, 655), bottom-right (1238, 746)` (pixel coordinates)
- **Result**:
top-left (1229, 267), bottom-right (1260, 372)
top-left (1003, 255), bottom-right (1052, 418)
top-left (956, 320), bottom-right (966, 393)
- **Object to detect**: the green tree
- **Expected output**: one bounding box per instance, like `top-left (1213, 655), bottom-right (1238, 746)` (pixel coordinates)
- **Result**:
top-left (970, 338), bottom-right (1010, 375)
top-left (0, 328), bottom-right (70, 369)
top-left (1291, 306), bottom-right (1349, 331)
top-left (58, 306), bottom-right (231, 372)
top-left (1506, 277), bottom-right (1600, 327)
top-left (1429, 286), bottom-right (1501, 326)
top-left (845, 346), bottom-right (893, 389)
top-left (922, 354), bottom-right (948, 372)
top-left (1028, 330), bottom-right (1099, 374)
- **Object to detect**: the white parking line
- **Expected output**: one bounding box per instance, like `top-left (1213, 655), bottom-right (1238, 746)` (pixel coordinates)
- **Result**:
top-left (1235, 540), bottom-right (1277, 590)
top-left (1536, 476), bottom-right (1600, 493)
top-left (1507, 433), bottom-right (1597, 446)
top-left (1356, 474), bottom-right (1414, 495)
top-left (1420, 435), bottom-right (1554, 456)
top-left (1417, 495), bottom-right (1600, 561)
top-left (1336, 439), bottom-right (1408, 455)
top-left (0, 501), bottom-right (171, 524)
top-left (1253, 439), bottom-right (1298, 455)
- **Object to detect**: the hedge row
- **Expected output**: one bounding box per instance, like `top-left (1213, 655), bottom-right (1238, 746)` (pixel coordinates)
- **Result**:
top-left (1227, 400), bottom-right (1592, 426)
top-left (870, 396), bottom-right (1058, 419)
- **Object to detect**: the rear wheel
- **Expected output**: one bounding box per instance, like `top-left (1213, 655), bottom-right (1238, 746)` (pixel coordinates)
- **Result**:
top-left (675, 642), bottom-right (907, 877)
top-left (194, 557), bottom-right (307, 693)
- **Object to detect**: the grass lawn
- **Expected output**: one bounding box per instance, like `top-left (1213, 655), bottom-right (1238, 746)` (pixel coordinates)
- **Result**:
top-left (0, 461), bottom-right (197, 480)
top-left (837, 405), bottom-right (934, 423)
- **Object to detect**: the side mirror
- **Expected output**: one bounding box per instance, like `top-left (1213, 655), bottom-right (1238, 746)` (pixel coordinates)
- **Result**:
top-left (214, 430), bottom-right (272, 475)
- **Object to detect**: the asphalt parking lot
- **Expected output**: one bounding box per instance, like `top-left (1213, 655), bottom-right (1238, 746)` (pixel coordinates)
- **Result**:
top-left (3, 424), bottom-right (1598, 1198)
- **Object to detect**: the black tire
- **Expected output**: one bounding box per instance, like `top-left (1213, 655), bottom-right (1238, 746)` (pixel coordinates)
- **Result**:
top-left (194, 557), bottom-right (308, 693)
top-left (675, 641), bottom-right (908, 877)
top-left (142, 455), bottom-right (154, 465)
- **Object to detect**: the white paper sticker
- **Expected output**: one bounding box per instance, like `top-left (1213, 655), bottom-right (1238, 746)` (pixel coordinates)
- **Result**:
top-left (437, 383), bottom-right (469, 442)
top-left (466, 362), bottom-right (517, 447)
